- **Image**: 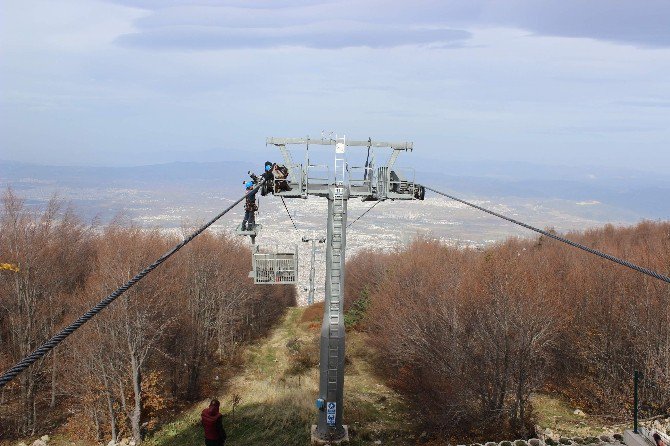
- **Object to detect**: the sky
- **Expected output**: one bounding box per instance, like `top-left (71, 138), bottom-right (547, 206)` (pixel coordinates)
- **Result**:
top-left (1, 0), bottom-right (669, 172)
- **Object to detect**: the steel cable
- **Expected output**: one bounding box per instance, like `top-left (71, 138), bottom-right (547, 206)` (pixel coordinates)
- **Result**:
top-left (347, 199), bottom-right (384, 229)
top-left (424, 185), bottom-right (670, 285)
top-left (0, 181), bottom-right (264, 389)
top-left (280, 196), bottom-right (300, 232)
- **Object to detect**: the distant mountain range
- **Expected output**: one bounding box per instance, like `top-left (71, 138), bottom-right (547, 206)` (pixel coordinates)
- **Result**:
top-left (0, 160), bottom-right (254, 188)
top-left (1, 158), bottom-right (669, 221)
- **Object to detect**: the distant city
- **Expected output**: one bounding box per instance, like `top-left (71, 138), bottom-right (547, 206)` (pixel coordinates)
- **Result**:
top-left (2, 158), bottom-right (669, 305)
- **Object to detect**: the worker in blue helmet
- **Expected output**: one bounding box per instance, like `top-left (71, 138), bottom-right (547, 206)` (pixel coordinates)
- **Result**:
top-left (261, 161), bottom-right (291, 194)
top-left (242, 180), bottom-right (258, 231)
top-left (259, 161), bottom-right (274, 196)
top-left (260, 161), bottom-right (273, 181)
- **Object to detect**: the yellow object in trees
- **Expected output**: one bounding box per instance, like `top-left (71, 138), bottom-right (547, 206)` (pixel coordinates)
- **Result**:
top-left (0, 263), bottom-right (20, 272)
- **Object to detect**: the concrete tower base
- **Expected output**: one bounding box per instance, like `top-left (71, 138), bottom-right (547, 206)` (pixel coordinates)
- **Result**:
top-left (311, 425), bottom-right (350, 445)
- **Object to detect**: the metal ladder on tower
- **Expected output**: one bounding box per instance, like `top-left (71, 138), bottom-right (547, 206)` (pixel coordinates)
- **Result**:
top-left (327, 136), bottom-right (346, 398)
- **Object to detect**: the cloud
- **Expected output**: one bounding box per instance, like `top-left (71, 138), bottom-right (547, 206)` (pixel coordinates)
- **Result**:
top-left (483, 0), bottom-right (670, 48)
top-left (4, 0), bottom-right (670, 172)
top-left (108, 0), bottom-right (670, 50)
top-left (116, 22), bottom-right (471, 49)
top-left (112, 1), bottom-right (473, 49)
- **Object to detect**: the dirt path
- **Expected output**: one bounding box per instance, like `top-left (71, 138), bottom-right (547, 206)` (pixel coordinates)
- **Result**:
top-left (146, 306), bottom-right (416, 446)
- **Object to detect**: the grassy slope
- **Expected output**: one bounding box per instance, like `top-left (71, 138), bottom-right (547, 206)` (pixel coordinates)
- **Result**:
top-left (145, 307), bottom-right (415, 446)
top-left (532, 394), bottom-right (628, 439)
top-left (4, 307), bottom-right (627, 446)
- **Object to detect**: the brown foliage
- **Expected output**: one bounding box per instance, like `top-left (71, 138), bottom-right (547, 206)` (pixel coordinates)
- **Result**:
top-left (300, 301), bottom-right (324, 324)
top-left (346, 223), bottom-right (670, 441)
top-left (0, 189), bottom-right (295, 442)
top-left (286, 337), bottom-right (319, 376)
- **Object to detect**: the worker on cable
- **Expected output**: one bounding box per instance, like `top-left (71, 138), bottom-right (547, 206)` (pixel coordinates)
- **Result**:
top-left (271, 162), bottom-right (291, 193)
top-left (259, 161), bottom-right (273, 196)
top-left (258, 160), bottom-right (292, 194)
top-left (242, 180), bottom-right (258, 231)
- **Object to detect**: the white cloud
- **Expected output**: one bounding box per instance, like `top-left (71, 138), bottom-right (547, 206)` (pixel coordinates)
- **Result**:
top-left (0, 0), bottom-right (146, 53)
top-left (1, 0), bottom-right (670, 174)
top-left (104, 0), bottom-right (670, 49)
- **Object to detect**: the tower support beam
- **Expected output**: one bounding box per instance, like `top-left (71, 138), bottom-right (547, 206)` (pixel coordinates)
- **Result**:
top-left (266, 135), bottom-right (417, 445)
top-left (313, 187), bottom-right (348, 442)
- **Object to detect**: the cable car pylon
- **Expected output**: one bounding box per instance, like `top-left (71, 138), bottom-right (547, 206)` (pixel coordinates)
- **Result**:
top-left (266, 135), bottom-right (424, 444)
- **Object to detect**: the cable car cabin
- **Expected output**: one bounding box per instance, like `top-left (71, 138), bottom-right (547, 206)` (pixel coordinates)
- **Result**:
top-left (252, 246), bottom-right (298, 285)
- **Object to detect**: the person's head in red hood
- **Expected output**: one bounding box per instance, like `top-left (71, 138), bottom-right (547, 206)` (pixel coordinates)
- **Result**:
top-left (207, 399), bottom-right (220, 416)
top-left (201, 398), bottom-right (226, 445)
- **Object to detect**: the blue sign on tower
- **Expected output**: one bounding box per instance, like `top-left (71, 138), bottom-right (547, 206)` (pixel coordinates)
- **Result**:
top-left (326, 402), bottom-right (336, 426)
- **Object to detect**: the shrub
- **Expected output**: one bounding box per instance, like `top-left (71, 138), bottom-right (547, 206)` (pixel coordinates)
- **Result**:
top-left (286, 338), bottom-right (319, 375)
top-left (344, 290), bottom-right (370, 329)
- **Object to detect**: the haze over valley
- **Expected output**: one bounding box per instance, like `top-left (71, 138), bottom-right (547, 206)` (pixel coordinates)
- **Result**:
top-left (4, 158), bottom-right (668, 305)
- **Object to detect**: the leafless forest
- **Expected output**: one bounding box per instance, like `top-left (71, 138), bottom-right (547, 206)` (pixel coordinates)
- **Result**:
top-left (346, 222), bottom-right (670, 440)
top-left (2, 185), bottom-right (669, 443)
top-left (0, 189), bottom-right (295, 442)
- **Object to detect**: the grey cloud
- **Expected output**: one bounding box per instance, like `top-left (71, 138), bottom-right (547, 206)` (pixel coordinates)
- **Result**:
top-left (134, 5), bottom-right (332, 29)
top-left (108, 0), bottom-right (324, 9)
top-left (108, 0), bottom-right (670, 49)
top-left (111, 1), bottom-right (475, 49)
top-left (390, 0), bottom-right (670, 48)
top-left (116, 23), bottom-right (471, 49)
top-left (484, 0), bottom-right (670, 48)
